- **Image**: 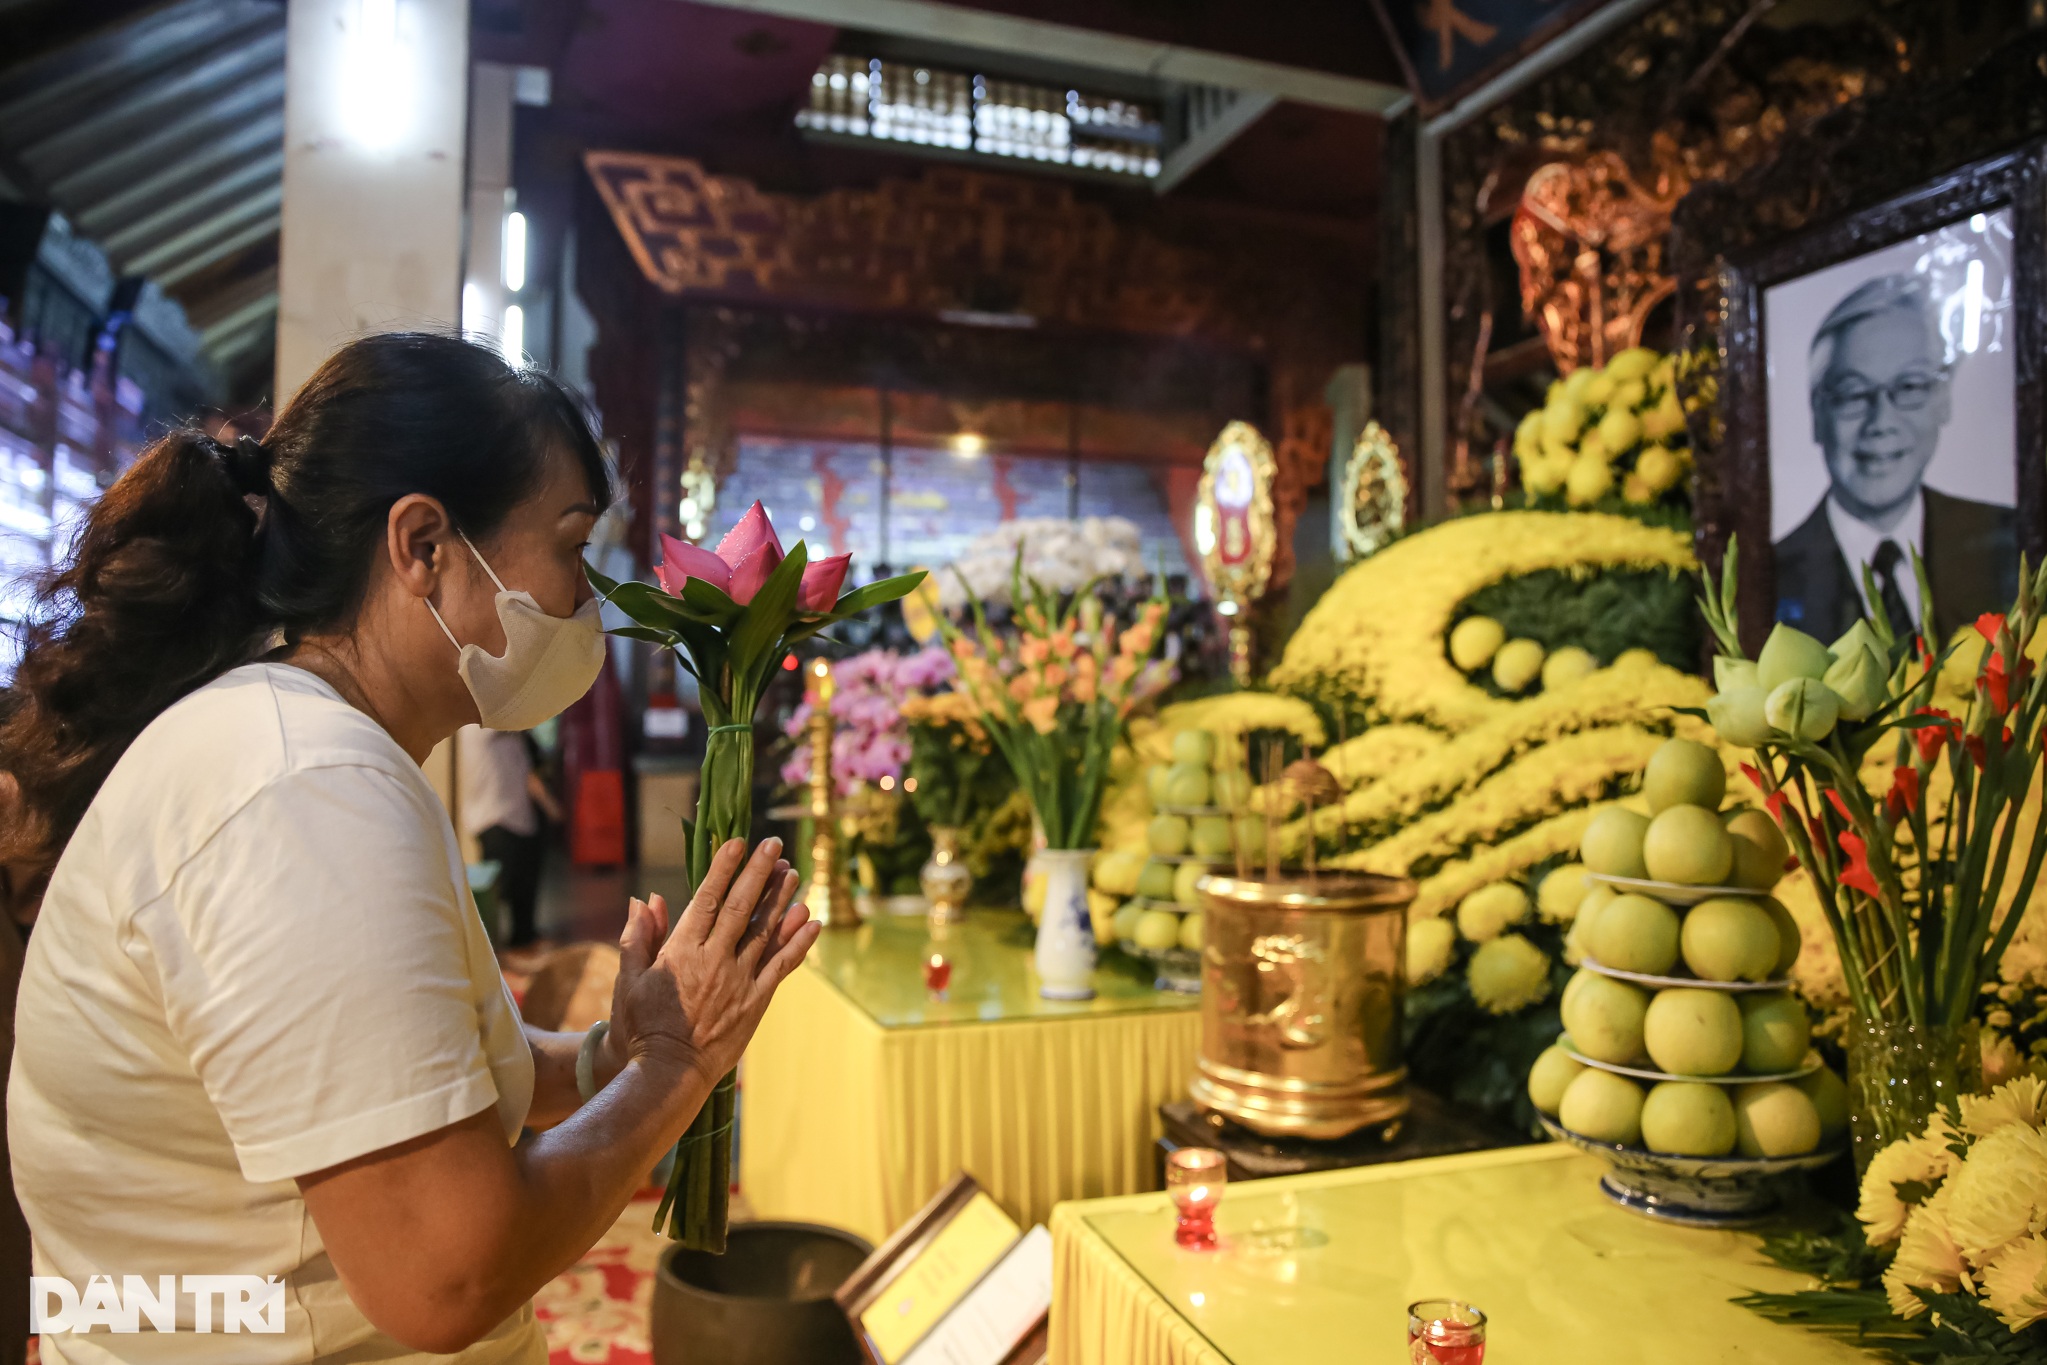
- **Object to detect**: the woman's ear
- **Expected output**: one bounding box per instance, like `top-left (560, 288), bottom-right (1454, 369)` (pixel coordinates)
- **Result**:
top-left (387, 494), bottom-right (454, 599)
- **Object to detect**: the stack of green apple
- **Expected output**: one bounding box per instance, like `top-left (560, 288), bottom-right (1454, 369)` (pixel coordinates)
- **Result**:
top-left (1446, 613), bottom-right (1661, 697)
top-left (1529, 736), bottom-right (1849, 1159)
top-left (1097, 728), bottom-right (1253, 959)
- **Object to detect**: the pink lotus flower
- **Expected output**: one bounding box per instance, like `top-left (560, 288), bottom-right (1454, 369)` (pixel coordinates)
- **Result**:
top-left (655, 501), bottom-right (854, 610)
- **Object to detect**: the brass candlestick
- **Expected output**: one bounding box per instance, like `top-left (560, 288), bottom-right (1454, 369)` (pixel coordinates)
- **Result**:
top-left (804, 658), bottom-right (859, 929)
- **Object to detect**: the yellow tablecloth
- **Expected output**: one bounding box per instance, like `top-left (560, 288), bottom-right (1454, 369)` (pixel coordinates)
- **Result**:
top-left (1050, 1143), bottom-right (1875, 1365)
top-left (740, 911), bottom-right (1201, 1245)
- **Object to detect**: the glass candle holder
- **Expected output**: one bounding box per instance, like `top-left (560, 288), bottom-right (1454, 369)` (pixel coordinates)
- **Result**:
top-left (1407, 1300), bottom-right (1485, 1365)
top-left (1165, 1147), bottom-right (1226, 1249)
top-left (922, 950), bottom-right (953, 998)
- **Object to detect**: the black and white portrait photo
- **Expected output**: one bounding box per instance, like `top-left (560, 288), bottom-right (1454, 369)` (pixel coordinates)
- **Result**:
top-left (1765, 209), bottom-right (2018, 642)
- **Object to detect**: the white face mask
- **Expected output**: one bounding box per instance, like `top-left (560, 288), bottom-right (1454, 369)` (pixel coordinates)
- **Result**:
top-left (426, 530), bottom-right (605, 731)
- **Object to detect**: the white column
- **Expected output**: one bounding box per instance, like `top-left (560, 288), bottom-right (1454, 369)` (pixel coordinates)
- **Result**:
top-left (462, 62), bottom-right (516, 353)
top-left (274, 0), bottom-right (470, 399)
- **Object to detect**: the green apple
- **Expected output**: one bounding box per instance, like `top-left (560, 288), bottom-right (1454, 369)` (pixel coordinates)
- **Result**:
top-left (1558, 1069), bottom-right (1645, 1146)
top-left (1171, 729), bottom-right (1216, 768)
top-left (1133, 910), bottom-right (1182, 951)
top-left (1760, 896), bottom-right (1802, 976)
top-left (1582, 807), bottom-right (1651, 879)
top-left (1738, 992), bottom-right (1810, 1074)
top-left (1112, 902), bottom-right (1146, 944)
top-left (1574, 882), bottom-right (1617, 941)
top-left (1493, 638), bottom-right (1546, 693)
top-left (1178, 911), bottom-right (1205, 952)
top-left (1137, 860), bottom-right (1176, 901)
top-left (1542, 646), bottom-right (1599, 691)
top-left (1756, 623), bottom-right (1835, 691)
top-left (1641, 1081), bottom-right (1738, 1156)
top-left (1794, 1066), bottom-right (1849, 1138)
top-left (1680, 896), bottom-right (1780, 982)
top-left (1146, 764), bottom-right (1173, 806)
top-left (1562, 974), bottom-right (1650, 1065)
top-left (1450, 616), bottom-right (1507, 672)
top-left (1528, 1044), bottom-right (1587, 1117)
top-left (1643, 988), bottom-right (1743, 1076)
top-left (1162, 764), bottom-right (1212, 809)
top-left (1589, 893), bottom-right (1680, 975)
top-left (1725, 809), bottom-right (1789, 890)
top-left (1147, 813), bottom-right (1191, 856)
top-left (1560, 966), bottom-right (1597, 1020)
top-left (1643, 738), bottom-right (1726, 814)
top-left (1733, 1082), bottom-right (1822, 1157)
top-left (1643, 805), bottom-right (1733, 885)
top-left (1172, 860), bottom-right (1207, 909)
top-left (1189, 816), bottom-right (1233, 858)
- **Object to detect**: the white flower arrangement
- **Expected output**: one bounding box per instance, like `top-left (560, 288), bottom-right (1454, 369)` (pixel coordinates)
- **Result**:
top-left (937, 516), bottom-right (1149, 610)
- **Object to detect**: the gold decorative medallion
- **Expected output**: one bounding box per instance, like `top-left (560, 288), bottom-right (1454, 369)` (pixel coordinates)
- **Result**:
top-left (1340, 421), bottom-right (1408, 561)
top-left (1194, 421), bottom-right (1277, 604)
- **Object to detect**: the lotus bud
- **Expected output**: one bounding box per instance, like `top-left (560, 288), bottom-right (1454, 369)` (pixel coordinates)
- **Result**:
top-left (1765, 677), bottom-right (1840, 741)
top-left (1822, 644), bottom-right (1889, 722)
top-left (1829, 619), bottom-right (1883, 664)
top-left (1707, 686), bottom-right (1778, 746)
top-left (1713, 656), bottom-right (1759, 693)
top-left (1756, 623), bottom-right (1836, 691)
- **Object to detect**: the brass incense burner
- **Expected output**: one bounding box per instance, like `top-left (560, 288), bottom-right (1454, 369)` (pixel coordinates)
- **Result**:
top-left (1191, 870), bottom-right (1415, 1140)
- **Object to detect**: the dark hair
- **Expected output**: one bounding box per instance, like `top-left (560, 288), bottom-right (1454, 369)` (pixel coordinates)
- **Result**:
top-left (0, 332), bottom-right (611, 915)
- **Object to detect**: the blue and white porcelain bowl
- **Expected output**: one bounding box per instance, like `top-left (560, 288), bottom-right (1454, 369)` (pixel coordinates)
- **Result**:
top-left (1538, 1114), bottom-right (1844, 1227)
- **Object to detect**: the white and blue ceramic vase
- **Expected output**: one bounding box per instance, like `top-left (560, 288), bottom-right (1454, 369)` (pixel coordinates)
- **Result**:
top-left (1033, 848), bottom-right (1097, 1000)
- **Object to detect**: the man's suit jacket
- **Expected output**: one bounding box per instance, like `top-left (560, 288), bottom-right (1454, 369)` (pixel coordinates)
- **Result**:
top-left (1774, 487), bottom-right (2017, 642)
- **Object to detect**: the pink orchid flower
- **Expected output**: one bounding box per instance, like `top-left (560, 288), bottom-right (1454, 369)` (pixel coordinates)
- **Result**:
top-left (654, 501), bottom-right (854, 610)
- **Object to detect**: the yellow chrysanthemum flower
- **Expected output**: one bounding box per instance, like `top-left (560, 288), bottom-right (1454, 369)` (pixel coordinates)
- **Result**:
top-left (1944, 1121), bottom-right (2047, 1265)
top-left (1960, 1075), bottom-right (2047, 1138)
top-left (1466, 933), bottom-right (1551, 1015)
top-left (1883, 1184), bottom-right (1968, 1318)
top-left (1536, 862), bottom-right (1591, 924)
top-left (1406, 916), bottom-right (1456, 987)
top-left (1980, 1233), bottom-right (2047, 1332)
top-left (1456, 883), bottom-right (1530, 943)
top-left (1859, 1124), bottom-right (1961, 1246)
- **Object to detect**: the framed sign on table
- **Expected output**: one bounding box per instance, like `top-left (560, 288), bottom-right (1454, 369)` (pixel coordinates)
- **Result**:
top-left (1673, 36), bottom-right (2047, 655)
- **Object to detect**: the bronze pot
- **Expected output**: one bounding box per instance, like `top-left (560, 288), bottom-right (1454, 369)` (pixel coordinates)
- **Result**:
top-left (1191, 871), bottom-right (1415, 1140)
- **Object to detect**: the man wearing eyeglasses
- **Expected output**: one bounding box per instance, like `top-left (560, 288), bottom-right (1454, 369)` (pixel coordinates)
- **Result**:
top-left (1775, 272), bottom-right (2015, 641)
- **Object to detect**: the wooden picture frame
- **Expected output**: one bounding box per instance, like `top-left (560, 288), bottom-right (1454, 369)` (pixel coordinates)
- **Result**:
top-left (1673, 35), bottom-right (2047, 655)
top-left (834, 1173), bottom-right (1047, 1365)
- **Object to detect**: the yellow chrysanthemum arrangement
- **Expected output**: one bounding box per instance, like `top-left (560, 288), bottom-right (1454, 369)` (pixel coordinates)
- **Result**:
top-left (1747, 1077), bottom-right (2047, 1352)
top-left (1512, 347), bottom-right (1692, 509)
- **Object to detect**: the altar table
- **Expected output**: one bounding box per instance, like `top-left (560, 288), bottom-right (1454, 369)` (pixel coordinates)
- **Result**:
top-left (740, 910), bottom-right (1201, 1245)
top-left (1049, 1143), bottom-right (1874, 1365)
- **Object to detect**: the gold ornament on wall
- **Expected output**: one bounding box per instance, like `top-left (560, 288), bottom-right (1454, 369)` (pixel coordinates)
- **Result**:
top-left (1340, 421), bottom-right (1408, 561)
top-left (1194, 421), bottom-right (1277, 685)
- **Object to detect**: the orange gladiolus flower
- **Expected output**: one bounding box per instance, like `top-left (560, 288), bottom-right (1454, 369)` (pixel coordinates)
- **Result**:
top-left (1021, 695), bottom-right (1060, 734)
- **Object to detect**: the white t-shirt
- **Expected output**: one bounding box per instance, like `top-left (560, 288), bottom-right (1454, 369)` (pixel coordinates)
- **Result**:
top-left (454, 727), bottom-right (537, 840)
top-left (11, 663), bottom-right (543, 1364)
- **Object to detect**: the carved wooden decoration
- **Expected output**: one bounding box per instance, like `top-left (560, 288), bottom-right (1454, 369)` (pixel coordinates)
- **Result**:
top-left (1510, 151), bottom-right (1680, 374)
top-left (1341, 421), bottom-right (1409, 560)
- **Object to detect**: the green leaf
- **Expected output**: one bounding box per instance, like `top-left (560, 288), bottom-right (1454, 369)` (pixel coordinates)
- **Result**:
top-left (681, 575), bottom-right (743, 626)
top-left (611, 625), bottom-right (678, 646)
top-left (728, 543), bottom-right (808, 683)
top-left (604, 580), bottom-right (716, 631)
top-left (832, 570), bottom-right (929, 617)
top-left (585, 559), bottom-right (620, 596)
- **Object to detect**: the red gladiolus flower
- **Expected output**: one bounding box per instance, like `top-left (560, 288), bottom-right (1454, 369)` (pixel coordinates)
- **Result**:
top-left (1967, 735), bottom-right (1988, 771)
top-left (1838, 830), bottom-right (1881, 897)
top-left (1765, 789), bottom-right (1790, 822)
top-left (1977, 613), bottom-right (2007, 643)
top-left (1914, 707), bottom-right (1957, 762)
top-left (1915, 633), bottom-right (1932, 664)
top-left (1740, 762), bottom-right (1763, 789)
top-left (1986, 651), bottom-right (2012, 714)
top-left (1885, 766), bottom-right (1920, 823)
top-left (1824, 788), bottom-right (1854, 824)
top-left (1809, 814), bottom-right (1828, 851)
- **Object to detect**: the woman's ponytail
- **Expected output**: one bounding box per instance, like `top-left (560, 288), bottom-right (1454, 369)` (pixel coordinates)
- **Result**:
top-left (0, 431), bottom-right (266, 912)
top-left (0, 331), bottom-right (609, 920)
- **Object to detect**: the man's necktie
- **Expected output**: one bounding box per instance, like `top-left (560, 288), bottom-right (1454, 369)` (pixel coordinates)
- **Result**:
top-left (1871, 539), bottom-right (1914, 638)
